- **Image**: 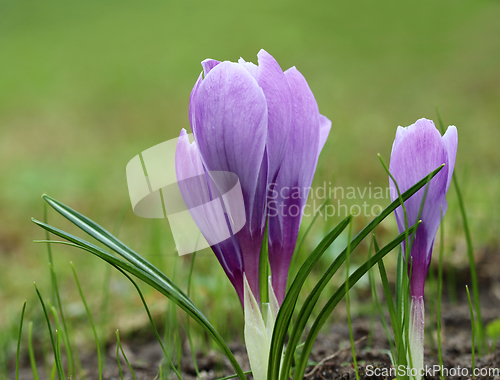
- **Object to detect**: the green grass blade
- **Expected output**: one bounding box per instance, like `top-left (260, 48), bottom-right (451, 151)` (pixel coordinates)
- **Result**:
top-left (34, 283), bottom-right (63, 380)
top-left (186, 252), bottom-right (201, 379)
top-left (367, 238), bottom-right (375, 348)
top-left (44, 205), bottom-right (76, 378)
top-left (15, 301), bottom-right (27, 380)
top-left (116, 330), bottom-right (136, 380)
top-left (437, 220), bottom-right (444, 380)
top-left (70, 262), bottom-right (102, 380)
top-left (41, 195), bottom-right (193, 307)
top-left (370, 259), bottom-right (396, 362)
top-left (289, 195), bottom-right (331, 278)
top-left (374, 237), bottom-right (405, 372)
top-left (116, 331), bottom-right (124, 380)
top-left (293, 221), bottom-right (421, 379)
top-left (466, 285), bottom-right (476, 372)
top-left (275, 166), bottom-right (443, 380)
top-left (216, 370), bottom-right (253, 380)
top-left (436, 110), bottom-right (484, 354)
top-left (260, 225), bottom-right (269, 304)
top-left (344, 220), bottom-right (359, 380)
top-left (270, 215), bottom-right (352, 380)
top-left (31, 218), bottom-right (245, 380)
top-left (28, 322), bottom-right (40, 380)
top-left (115, 266), bottom-right (182, 379)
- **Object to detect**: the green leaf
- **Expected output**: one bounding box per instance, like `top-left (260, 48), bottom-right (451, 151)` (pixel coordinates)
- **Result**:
top-left (32, 210), bottom-right (246, 380)
top-left (274, 165), bottom-right (443, 380)
top-left (268, 215), bottom-right (352, 380)
top-left (293, 221), bottom-right (421, 379)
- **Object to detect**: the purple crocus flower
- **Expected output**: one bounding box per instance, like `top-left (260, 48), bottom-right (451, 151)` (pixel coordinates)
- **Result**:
top-left (389, 118), bottom-right (457, 378)
top-left (175, 49), bottom-right (330, 308)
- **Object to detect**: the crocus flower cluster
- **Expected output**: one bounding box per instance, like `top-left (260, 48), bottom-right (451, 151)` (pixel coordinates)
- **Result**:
top-left (175, 49), bottom-right (331, 307)
top-left (389, 118), bottom-right (458, 379)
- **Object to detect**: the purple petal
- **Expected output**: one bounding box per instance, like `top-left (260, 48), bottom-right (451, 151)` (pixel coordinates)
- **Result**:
top-left (237, 57), bottom-right (259, 78)
top-left (255, 49), bottom-right (293, 184)
top-left (189, 73), bottom-right (203, 135)
top-left (318, 114), bottom-right (332, 153)
top-left (201, 59), bottom-right (221, 77)
top-left (193, 61), bottom-right (268, 300)
top-left (268, 66), bottom-right (325, 304)
top-left (442, 125), bottom-right (458, 191)
top-left (175, 129), bottom-right (245, 303)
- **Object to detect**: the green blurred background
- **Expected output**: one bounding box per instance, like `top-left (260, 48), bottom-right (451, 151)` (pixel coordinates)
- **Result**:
top-left (0, 0), bottom-right (499, 371)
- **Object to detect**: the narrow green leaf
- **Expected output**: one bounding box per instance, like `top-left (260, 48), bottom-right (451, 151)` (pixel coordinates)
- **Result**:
top-left (32, 218), bottom-right (245, 380)
top-left (344, 221), bottom-right (359, 380)
top-left (34, 283), bottom-right (63, 380)
top-left (45, 205), bottom-right (76, 378)
top-left (289, 195), bottom-right (331, 278)
top-left (114, 265), bottom-right (181, 379)
top-left (16, 301), bottom-right (27, 380)
top-left (436, 109), bottom-right (484, 353)
top-left (436, 219), bottom-right (445, 380)
top-left (28, 322), bottom-right (40, 380)
top-left (293, 221), bottom-right (421, 379)
top-left (275, 165), bottom-right (443, 380)
top-left (70, 262), bottom-right (102, 380)
top-left (375, 238), bottom-right (404, 369)
top-left (116, 330), bottom-right (136, 380)
top-left (270, 215), bottom-right (352, 380)
top-left (466, 286), bottom-right (476, 372)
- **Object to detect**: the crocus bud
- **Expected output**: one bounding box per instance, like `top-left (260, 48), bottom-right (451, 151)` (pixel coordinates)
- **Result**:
top-left (389, 118), bottom-right (458, 379)
top-left (176, 50), bottom-right (330, 308)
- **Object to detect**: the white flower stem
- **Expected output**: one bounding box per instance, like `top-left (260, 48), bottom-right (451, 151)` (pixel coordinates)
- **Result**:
top-left (408, 296), bottom-right (425, 380)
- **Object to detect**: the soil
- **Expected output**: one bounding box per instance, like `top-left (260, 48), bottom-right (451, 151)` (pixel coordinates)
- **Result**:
top-left (11, 248), bottom-right (500, 380)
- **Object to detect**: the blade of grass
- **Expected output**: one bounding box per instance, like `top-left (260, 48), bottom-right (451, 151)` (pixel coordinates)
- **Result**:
top-left (186, 252), bottom-right (201, 379)
top-left (260, 225), bottom-right (269, 305)
top-left (34, 283), bottom-right (63, 380)
top-left (70, 262), bottom-right (102, 380)
top-left (99, 201), bottom-right (129, 372)
top-left (45, 205), bottom-right (76, 378)
top-left (49, 306), bottom-right (68, 379)
top-left (374, 238), bottom-right (401, 368)
top-left (293, 221), bottom-right (421, 380)
top-left (216, 371), bottom-right (253, 380)
top-left (270, 215), bottom-right (352, 380)
top-left (114, 266), bottom-right (182, 379)
top-left (116, 330), bottom-right (137, 380)
top-left (466, 285), bottom-right (476, 372)
top-left (289, 195), bottom-right (331, 279)
top-left (115, 331), bottom-right (125, 380)
top-left (15, 301), bottom-right (27, 380)
top-left (28, 322), bottom-right (40, 380)
top-left (367, 238), bottom-right (375, 348)
top-left (344, 220), bottom-right (359, 380)
top-left (436, 219), bottom-right (444, 380)
top-left (436, 109), bottom-right (484, 354)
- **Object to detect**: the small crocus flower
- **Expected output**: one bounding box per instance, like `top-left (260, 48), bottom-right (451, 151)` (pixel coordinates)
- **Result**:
top-left (389, 118), bottom-right (457, 379)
